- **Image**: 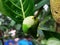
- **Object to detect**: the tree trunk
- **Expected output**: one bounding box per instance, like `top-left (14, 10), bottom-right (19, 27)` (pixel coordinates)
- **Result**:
top-left (56, 23), bottom-right (60, 33)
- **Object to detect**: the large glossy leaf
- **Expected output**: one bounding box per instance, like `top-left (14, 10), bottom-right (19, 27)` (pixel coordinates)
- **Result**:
top-left (0, 0), bottom-right (34, 24)
top-left (34, 0), bottom-right (42, 4)
top-left (35, 0), bottom-right (50, 11)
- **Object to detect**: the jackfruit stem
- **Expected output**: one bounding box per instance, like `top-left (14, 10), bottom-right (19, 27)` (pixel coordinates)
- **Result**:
top-left (34, 7), bottom-right (43, 19)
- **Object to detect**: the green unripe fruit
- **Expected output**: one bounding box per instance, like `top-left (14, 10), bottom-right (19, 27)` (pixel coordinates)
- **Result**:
top-left (47, 38), bottom-right (60, 45)
top-left (22, 16), bottom-right (39, 33)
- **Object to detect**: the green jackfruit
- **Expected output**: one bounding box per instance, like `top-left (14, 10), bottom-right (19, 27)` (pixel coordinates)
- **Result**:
top-left (22, 16), bottom-right (39, 34)
top-left (22, 16), bottom-right (35, 33)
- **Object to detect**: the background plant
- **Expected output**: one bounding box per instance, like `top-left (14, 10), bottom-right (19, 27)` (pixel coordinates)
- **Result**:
top-left (0, 0), bottom-right (60, 44)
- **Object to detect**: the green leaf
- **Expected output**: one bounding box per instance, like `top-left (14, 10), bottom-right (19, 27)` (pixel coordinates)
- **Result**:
top-left (40, 16), bottom-right (50, 25)
top-left (42, 30), bottom-right (60, 39)
top-left (34, 0), bottom-right (42, 4)
top-left (9, 20), bottom-right (15, 26)
top-left (35, 0), bottom-right (50, 11)
top-left (39, 27), bottom-right (49, 30)
top-left (0, 0), bottom-right (34, 24)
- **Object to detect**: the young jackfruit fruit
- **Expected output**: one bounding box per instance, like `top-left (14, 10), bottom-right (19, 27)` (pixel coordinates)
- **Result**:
top-left (50, 0), bottom-right (60, 24)
top-left (22, 16), bottom-right (39, 34)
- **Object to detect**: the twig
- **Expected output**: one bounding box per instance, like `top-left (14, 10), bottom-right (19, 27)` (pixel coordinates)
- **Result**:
top-left (34, 7), bottom-right (43, 19)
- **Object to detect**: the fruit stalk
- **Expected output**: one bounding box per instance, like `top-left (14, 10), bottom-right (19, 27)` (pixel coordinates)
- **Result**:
top-left (34, 7), bottom-right (43, 19)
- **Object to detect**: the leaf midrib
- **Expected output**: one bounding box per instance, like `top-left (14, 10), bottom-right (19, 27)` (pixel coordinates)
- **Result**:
top-left (20, 0), bottom-right (25, 19)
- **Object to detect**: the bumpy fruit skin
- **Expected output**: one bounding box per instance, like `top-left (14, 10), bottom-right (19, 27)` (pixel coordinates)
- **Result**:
top-left (50, 0), bottom-right (60, 24)
top-left (22, 16), bottom-right (39, 34)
